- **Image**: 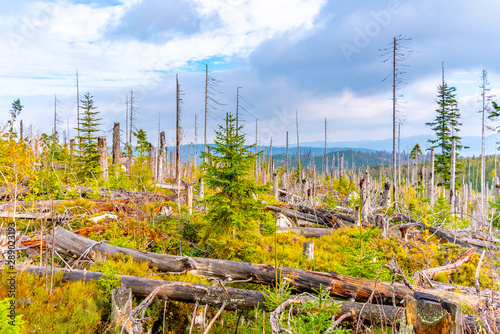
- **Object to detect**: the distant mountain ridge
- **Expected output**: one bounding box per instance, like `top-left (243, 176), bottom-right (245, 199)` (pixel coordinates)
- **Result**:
top-left (276, 134), bottom-right (500, 157)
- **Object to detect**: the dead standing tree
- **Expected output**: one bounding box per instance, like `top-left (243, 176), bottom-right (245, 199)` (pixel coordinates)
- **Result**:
top-left (176, 74), bottom-right (181, 187)
top-left (381, 36), bottom-right (411, 203)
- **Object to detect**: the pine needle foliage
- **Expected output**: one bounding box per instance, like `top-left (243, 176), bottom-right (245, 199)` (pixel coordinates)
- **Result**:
top-left (200, 113), bottom-right (268, 236)
top-left (426, 83), bottom-right (464, 187)
top-left (75, 92), bottom-right (102, 178)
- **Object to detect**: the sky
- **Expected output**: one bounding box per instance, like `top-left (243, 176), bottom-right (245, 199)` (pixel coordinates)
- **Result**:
top-left (1, 0), bottom-right (500, 154)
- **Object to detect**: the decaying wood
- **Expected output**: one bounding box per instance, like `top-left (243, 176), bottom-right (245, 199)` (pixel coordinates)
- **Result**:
top-left (296, 205), bottom-right (353, 227)
top-left (392, 214), bottom-right (480, 251)
top-left (0, 211), bottom-right (71, 220)
top-left (278, 226), bottom-right (333, 238)
top-left (17, 264), bottom-right (495, 333)
top-left (98, 137), bottom-right (108, 180)
top-left (52, 227), bottom-right (483, 311)
top-left (413, 248), bottom-right (476, 281)
top-left (112, 123), bottom-right (121, 165)
top-left (20, 265), bottom-right (266, 310)
top-left (404, 293), bottom-right (458, 334)
top-left (266, 206), bottom-right (329, 226)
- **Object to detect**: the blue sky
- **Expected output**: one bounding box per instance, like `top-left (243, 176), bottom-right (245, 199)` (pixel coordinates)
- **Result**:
top-left (1, 0), bottom-right (500, 154)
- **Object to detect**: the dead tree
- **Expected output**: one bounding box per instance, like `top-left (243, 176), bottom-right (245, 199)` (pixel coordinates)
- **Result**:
top-left (98, 137), bottom-right (108, 180)
top-left (148, 143), bottom-right (156, 181)
top-left (176, 74), bottom-right (181, 186)
top-left (360, 170), bottom-right (371, 223)
top-left (429, 148), bottom-right (435, 206)
top-left (158, 131), bottom-right (166, 181)
top-left (450, 138), bottom-right (456, 208)
top-left (112, 122), bottom-right (121, 165)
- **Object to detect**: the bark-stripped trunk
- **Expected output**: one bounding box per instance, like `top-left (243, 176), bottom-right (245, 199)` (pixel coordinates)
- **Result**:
top-left (112, 123), bottom-right (121, 165)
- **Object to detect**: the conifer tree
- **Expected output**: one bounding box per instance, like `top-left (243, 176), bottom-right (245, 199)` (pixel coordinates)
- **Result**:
top-left (75, 93), bottom-right (101, 178)
top-left (200, 113), bottom-right (268, 236)
top-left (426, 83), bottom-right (464, 188)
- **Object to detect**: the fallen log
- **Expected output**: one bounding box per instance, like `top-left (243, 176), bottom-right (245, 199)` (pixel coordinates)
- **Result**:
top-left (296, 205), bottom-right (353, 228)
top-left (16, 265), bottom-right (496, 333)
top-left (392, 214), bottom-right (480, 251)
top-left (0, 211), bottom-right (71, 220)
top-left (64, 186), bottom-right (176, 202)
top-left (413, 248), bottom-right (476, 281)
top-left (52, 227), bottom-right (483, 311)
top-left (458, 237), bottom-right (500, 251)
top-left (19, 265), bottom-right (265, 310)
top-left (278, 226), bottom-right (333, 238)
top-left (266, 205), bottom-right (329, 226)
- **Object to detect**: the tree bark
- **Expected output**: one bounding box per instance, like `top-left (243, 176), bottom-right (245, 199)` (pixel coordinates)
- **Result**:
top-left (98, 137), bottom-right (108, 180)
top-left (21, 265), bottom-right (265, 310)
top-left (18, 265), bottom-right (492, 333)
top-left (112, 123), bottom-right (121, 165)
top-left (52, 227), bottom-right (482, 311)
top-left (266, 205), bottom-right (329, 226)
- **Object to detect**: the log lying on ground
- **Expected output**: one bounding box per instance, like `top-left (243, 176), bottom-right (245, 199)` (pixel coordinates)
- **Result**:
top-left (2, 198), bottom-right (141, 212)
top-left (392, 214), bottom-right (480, 251)
top-left (63, 186), bottom-right (176, 202)
top-left (457, 236), bottom-right (500, 251)
top-left (20, 265), bottom-right (265, 310)
top-left (278, 226), bottom-right (333, 238)
top-left (0, 211), bottom-right (71, 220)
top-left (266, 205), bottom-right (329, 226)
top-left (413, 248), bottom-right (476, 281)
top-left (18, 265), bottom-right (494, 333)
top-left (52, 226), bottom-right (482, 311)
top-left (296, 205), bottom-right (354, 227)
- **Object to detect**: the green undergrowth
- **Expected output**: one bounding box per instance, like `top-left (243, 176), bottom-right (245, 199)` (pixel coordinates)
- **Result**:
top-left (0, 269), bottom-right (106, 333)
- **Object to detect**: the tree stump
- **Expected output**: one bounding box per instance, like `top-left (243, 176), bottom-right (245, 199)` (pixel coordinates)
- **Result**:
top-left (111, 287), bottom-right (141, 334)
top-left (303, 241), bottom-right (314, 260)
top-left (403, 292), bottom-right (462, 334)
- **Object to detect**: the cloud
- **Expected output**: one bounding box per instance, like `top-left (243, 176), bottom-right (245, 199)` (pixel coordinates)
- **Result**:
top-left (108, 0), bottom-right (204, 42)
top-left (1, 0), bottom-right (500, 153)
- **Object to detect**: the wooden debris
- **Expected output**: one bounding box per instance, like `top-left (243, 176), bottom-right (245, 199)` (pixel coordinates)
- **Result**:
top-left (413, 248), bottom-right (476, 282)
top-left (52, 227), bottom-right (484, 311)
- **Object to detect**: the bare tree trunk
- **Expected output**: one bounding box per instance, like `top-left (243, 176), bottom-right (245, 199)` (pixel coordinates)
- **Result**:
top-left (19, 120), bottom-right (23, 142)
top-left (339, 154), bottom-right (344, 179)
top-left (128, 90), bottom-right (133, 175)
top-left (70, 139), bottom-right (75, 157)
top-left (76, 69), bottom-right (80, 139)
top-left (296, 110), bottom-right (300, 171)
top-left (204, 64), bottom-right (208, 164)
top-left (272, 173), bottom-right (278, 200)
top-left (429, 148), bottom-right (435, 206)
top-left (450, 139), bottom-right (456, 208)
top-left (381, 182), bottom-right (391, 209)
top-left (330, 155), bottom-right (335, 185)
top-left (112, 122), bottom-right (121, 165)
top-left (149, 143), bottom-right (156, 181)
top-left (254, 119), bottom-right (258, 181)
top-left (324, 118), bottom-right (327, 177)
top-left (98, 137), bottom-right (108, 180)
top-left (159, 131), bottom-right (166, 181)
top-left (286, 131), bottom-right (289, 175)
top-left (170, 151), bottom-right (175, 179)
top-left (176, 74), bottom-right (181, 186)
top-left (392, 37), bottom-right (397, 202)
top-left (360, 170), bottom-right (371, 223)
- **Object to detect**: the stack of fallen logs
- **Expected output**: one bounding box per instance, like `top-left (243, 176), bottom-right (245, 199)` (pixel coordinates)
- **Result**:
top-left (3, 193), bottom-right (500, 332)
top-left (15, 226), bottom-right (499, 333)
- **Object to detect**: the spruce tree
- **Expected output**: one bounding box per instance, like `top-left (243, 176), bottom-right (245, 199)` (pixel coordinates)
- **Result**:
top-left (426, 83), bottom-right (464, 188)
top-left (75, 93), bottom-right (101, 178)
top-left (200, 113), bottom-right (269, 237)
